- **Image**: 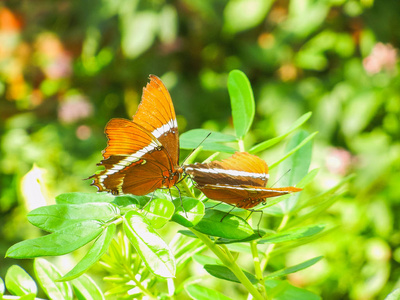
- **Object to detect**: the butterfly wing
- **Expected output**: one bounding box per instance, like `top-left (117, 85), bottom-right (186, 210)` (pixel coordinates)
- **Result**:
top-left (132, 75), bottom-right (179, 166)
top-left (90, 118), bottom-right (179, 195)
top-left (198, 184), bottom-right (302, 209)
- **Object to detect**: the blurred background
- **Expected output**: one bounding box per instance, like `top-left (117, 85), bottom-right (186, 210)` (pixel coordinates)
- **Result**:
top-left (1, 0), bottom-right (399, 299)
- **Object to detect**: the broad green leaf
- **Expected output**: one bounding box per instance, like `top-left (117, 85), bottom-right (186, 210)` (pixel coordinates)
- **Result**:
top-left (60, 224), bottom-right (116, 281)
top-left (28, 203), bottom-right (120, 232)
top-left (112, 195), bottom-right (142, 207)
top-left (269, 131), bottom-right (317, 169)
top-left (6, 220), bottom-right (103, 258)
top-left (204, 265), bottom-right (257, 284)
top-left (265, 279), bottom-right (321, 300)
top-left (185, 284), bottom-right (234, 300)
top-left (0, 277), bottom-right (4, 296)
top-left (121, 11), bottom-right (158, 58)
top-left (277, 130), bottom-right (313, 213)
top-left (385, 288), bottom-right (400, 300)
top-left (228, 70), bottom-right (255, 138)
top-left (287, 174), bottom-right (355, 228)
top-left (172, 197), bottom-right (205, 227)
top-left (34, 258), bottom-right (72, 300)
top-left (193, 254), bottom-right (222, 266)
top-left (158, 5), bottom-right (178, 44)
top-left (216, 229), bottom-right (273, 244)
top-left (180, 129), bottom-right (237, 153)
top-left (250, 112), bottom-right (312, 154)
top-left (142, 198), bottom-right (175, 229)
top-left (193, 210), bottom-right (254, 239)
top-left (223, 0), bottom-right (273, 34)
top-left (72, 274), bottom-right (105, 300)
top-left (259, 224), bottom-right (326, 244)
top-left (123, 211), bottom-right (176, 278)
top-left (265, 256), bottom-right (323, 280)
top-left (55, 192), bottom-right (114, 204)
top-left (5, 265), bottom-right (37, 296)
top-left (296, 168), bottom-right (319, 188)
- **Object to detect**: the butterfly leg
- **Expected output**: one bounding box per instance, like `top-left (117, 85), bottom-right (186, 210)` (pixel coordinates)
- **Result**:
top-left (173, 185), bottom-right (188, 218)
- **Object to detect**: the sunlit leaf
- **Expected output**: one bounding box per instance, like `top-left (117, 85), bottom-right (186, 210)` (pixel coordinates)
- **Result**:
top-left (123, 211), bottom-right (176, 278)
top-left (60, 224), bottom-right (116, 281)
top-left (250, 112), bottom-right (312, 154)
top-left (55, 192), bottom-right (114, 205)
top-left (28, 203), bottom-right (120, 232)
top-left (193, 210), bottom-right (254, 239)
top-left (5, 265), bottom-right (37, 296)
top-left (203, 265), bottom-right (257, 284)
top-left (71, 274), bottom-right (105, 300)
top-left (34, 258), bottom-right (72, 300)
top-left (265, 256), bottom-right (323, 280)
top-left (143, 198), bottom-right (175, 229)
top-left (265, 279), bottom-right (321, 300)
top-left (172, 197), bottom-right (205, 227)
top-left (6, 221), bottom-right (103, 258)
top-left (228, 70), bottom-right (255, 138)
top-left (224, 0), bottom-right (273, 34)
top-left (259, 224), bottom-right (326, 244)
top-left (180, 129), bottom-right (237, 153)
top-left (185, 284), bottom-right (234, 300)
top-left (0, 277), bottom-right (4, 296)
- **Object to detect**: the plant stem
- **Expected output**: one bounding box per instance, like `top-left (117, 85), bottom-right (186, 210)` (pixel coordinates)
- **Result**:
top-left (190, 229), bottom-right (265, 300)
top-left (123, 264), bottom-right (156, 299)
top-left (251, 240), bottom-right (267, 297)
top-left (260, 214), bottom-right (290, 272)
top-left (181, 177), bottom-right (195, 198)
top-left (238, 138), bottom-right (246, 152)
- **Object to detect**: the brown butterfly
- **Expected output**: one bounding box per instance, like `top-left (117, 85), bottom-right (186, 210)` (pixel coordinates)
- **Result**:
top-left (90, 75), bottom-right (183, 195)
top-left (184, 152), bottom-right (302, 209)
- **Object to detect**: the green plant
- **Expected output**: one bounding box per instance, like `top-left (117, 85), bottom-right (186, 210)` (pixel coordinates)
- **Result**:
top-left (4, 71), bottom-right (347, 299)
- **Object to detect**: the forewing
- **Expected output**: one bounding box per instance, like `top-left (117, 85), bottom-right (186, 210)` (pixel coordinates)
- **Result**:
top-left (133, 75), bottom-right (179, 166)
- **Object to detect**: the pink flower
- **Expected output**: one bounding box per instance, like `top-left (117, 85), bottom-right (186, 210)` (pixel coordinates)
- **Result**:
top-left (58, 94), bottom-right (93, 124)
top-left (363, 43), bottom-right (397, 75)
top-left (326, 148), bottom-right (353, 176)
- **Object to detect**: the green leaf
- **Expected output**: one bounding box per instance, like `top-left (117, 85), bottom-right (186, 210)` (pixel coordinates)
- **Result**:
top-left (385, 288), bottom-right (400, 300)
top-left (180, 129), bottom-right (237, 153)
top-left (269, 131), bottom-right (317, 170)
top-left (228, 70), bottom-right (255, 138)
top-left (5, 265), bottom-right (37, 296)
top-left (204, 265), bottom-right (258, 284)
top-left (192, 254), bottom-right (222, 266)
top-left (6, 220), bottom-right (103, 258)
top-left (296, 168), bottom-right (319, 188)
top-left (121, 11), bottom-right (158, 58)
top-left (123, 211), bottom-right (176, 278)
top-left (259, 224), bottom-right (326, 244)
top-left (216, 229), bottom-right (273, 244)
top-left (34, 258), bottom-right (72, 300)
top-left (185, 284), bottom-right (234, 300)
top-left (265, 279), bottom-right (321, 300)
top-left (250, 112), bottom-right (312, 154)
top-left (172, 197), bottom-right (205, 227)
top-left (276, 130), bottom-right (313, 213)
top-left (265, 256), bottom-right (323, 280)
top-left (71, 274), bottom-right (105, 300)
top-left (142, 198), bottom-right (175, 229)
top-left (223, 0), bottom-right (273, 34)
top-left (60, 224), bottom-right (116, 281)
top-left (55, 192), bottom-right (114, 204)
top-left (0, 277), bottom-right (4, 296)
top-left (28, 203), bottom-right (120, 232)
top-left (193, 210), bottom-right (254, 239)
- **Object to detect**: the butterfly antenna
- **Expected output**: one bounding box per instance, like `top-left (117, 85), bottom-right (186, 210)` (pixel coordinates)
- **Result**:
top-left (181, 132), bottom-right (212, 166)
top-left (270, 168), bottom-right (291, 187)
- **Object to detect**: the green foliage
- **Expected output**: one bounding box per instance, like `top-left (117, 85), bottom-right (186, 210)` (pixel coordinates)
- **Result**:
top-left (2, 0), bottom-right (399, 297)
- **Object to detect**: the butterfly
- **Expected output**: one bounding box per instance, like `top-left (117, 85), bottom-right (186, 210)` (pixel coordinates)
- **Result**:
top-left (184, 152), bottom-right (302, 209)
top-left (90, 75), bottom-right (183, 196)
